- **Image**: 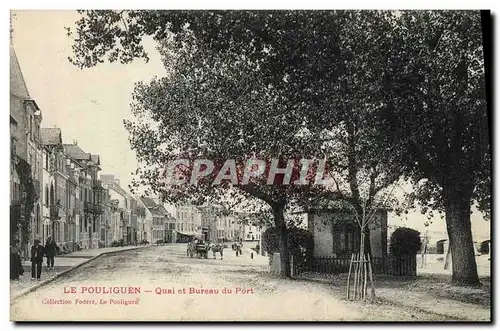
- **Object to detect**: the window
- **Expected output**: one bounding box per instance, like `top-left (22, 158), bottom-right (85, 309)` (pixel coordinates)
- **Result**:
top-left (35, 205), bottom-right (40, 235)
top-left (340, 225), bottom-right (360, 254)
top-left (11, 138), bottom-right (16, 156)
top-left (28, 116), bottom-right (32, 140)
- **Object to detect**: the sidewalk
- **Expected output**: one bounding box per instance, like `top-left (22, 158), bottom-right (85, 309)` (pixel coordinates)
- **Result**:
top-left (10, 245), bottom-right (150, 299)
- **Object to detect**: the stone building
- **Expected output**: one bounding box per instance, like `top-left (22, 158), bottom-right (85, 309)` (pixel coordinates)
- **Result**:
top-left (10, 43), bottom-right (43, 256)
top-left (307, 208), bottom-right (388, 261)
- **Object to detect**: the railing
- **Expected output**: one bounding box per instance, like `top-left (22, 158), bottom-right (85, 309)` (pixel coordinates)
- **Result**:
top-left (292, 254), bottom-right (417, 277)
top-left (67, 169), bottom-right (78, 184)
top-left (84, 202), bottom-right (104, 215)
top-left (50, 204), bottom-right (60, 220)
top-left (84, 202), bottom-right (92, 213)
top-left (93, 180), bottom-right (106, 191)
top-left (94, 203), bottom-right (104, 214)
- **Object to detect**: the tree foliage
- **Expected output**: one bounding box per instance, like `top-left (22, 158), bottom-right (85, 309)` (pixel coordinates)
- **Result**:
top-left (67, 10), bottom-right (490, 285)
top-left (389, 227), bottom-right (421, 256)
top-left (381, 11), bottom-right (489, 215)
top-left (262, 226), bottom-right (313, 256)
top-left (12, 157), bottom-right (36, 244)
top-left (380, 11), bottom-right (489, 285)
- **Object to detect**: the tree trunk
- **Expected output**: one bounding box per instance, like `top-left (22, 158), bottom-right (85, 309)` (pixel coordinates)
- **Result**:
top-left (444, 242), bottom-right (452, 270)
top-left (443, 186), bottom-right (480, 285)
top-left (359, 230), bottom-right (365, 258)
top-left (274, 204), bottom-right (290, 278)
top-left (363, 228), bottom-right (372, 257)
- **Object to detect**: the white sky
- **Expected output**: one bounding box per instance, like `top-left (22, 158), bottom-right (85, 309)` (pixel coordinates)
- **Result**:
top-left (10, 10), bottom-right (491, 241)
top-left (11, 10), bottom-right (166, 190)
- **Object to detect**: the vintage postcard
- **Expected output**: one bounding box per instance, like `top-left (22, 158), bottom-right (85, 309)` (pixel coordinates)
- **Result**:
top-left (9, 9), bottom-right (491, 322)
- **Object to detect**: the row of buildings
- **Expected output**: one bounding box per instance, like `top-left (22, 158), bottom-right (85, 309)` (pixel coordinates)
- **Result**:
top-left (10, 42), bottom-right (261, 258)
top-left (10, 41), bottom-right (142, 255)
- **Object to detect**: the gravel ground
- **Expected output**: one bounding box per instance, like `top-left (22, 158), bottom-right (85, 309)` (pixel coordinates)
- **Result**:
top-left (11, 245), bottom-right (454, 321)
top-left (297, 272), bottom-right (491, 321)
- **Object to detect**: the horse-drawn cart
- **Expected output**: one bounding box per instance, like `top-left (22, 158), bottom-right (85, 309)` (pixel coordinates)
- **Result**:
top-left (187, 240), bottom-right (210, 259)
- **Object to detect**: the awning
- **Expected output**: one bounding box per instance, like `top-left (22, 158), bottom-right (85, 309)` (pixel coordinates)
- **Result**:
top-left (176, 231), bottom-right (200, 237)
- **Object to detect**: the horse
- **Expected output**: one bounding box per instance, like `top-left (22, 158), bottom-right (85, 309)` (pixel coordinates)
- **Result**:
top-left (211, 243), bottom-right (224, 260)
top-left (186, 242), bottom-right (195, 258)
top-left (233, 242), bottom-right (243, 256)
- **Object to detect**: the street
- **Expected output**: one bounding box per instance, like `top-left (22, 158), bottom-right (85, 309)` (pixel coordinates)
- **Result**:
top-left (11, 244), bottom-right (452, 321)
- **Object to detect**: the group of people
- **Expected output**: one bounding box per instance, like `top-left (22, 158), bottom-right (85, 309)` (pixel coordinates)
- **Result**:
top-left (10, 236), bottom-right (58, 281)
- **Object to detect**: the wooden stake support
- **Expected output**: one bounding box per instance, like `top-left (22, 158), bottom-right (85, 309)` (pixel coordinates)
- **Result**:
top-left (346, 253), bottom-right (376, 301)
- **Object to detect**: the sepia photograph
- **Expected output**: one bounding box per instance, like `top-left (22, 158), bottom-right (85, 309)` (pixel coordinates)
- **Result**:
top-left (8, 8), bottom-right (491, 322)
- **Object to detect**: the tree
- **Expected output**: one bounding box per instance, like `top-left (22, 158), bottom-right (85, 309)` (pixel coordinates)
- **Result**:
top-left (68, 10), bottom-right (351, 278)
top-left (292, 15), bottom-right (409, 294)
top-left (389, 227), bottom-right (421, 257)
top-left (381, 11), bottom-right (489, 285)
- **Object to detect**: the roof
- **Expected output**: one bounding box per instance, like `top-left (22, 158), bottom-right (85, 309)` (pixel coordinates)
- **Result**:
top-left (151, 209), bottom-right (164, 217)
top-left (63, 144), bottom-right (91, 160)
top-left (140, 197), bottom-right (173, 218)
top-left (140, 197), bottom-right (157, 209)
top-left (10, 45), bottom-right (30, 100)
top-left (41, 128), bottom-right (62, 146)
top-left (91, 154), bottom-right (100, 165)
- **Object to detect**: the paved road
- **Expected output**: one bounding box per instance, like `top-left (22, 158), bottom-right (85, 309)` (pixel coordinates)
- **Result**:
top-left (10, 245), bottom-right (151, 298)
top-left (10, 244), bottom-right (451, 321)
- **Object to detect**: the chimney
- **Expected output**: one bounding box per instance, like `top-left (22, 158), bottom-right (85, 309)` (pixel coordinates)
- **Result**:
top-left (73, 139), bottom-right (77, 145)
top-left (10, 14), bottom-right (14, 45)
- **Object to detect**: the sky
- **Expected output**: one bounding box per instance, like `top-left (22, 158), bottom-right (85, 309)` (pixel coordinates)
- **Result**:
top-left (10, 10), bottom-right (490, 241)
top-left (11, 10), bottom-right (166, 190)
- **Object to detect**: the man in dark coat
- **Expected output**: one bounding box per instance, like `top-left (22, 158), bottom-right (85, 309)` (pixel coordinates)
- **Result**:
top-left (31, 239), bottom-right (44, 281)
top-left (45, 236), bottom-right (57, 270)
top-left (10, 239), bottom-right (24, 280)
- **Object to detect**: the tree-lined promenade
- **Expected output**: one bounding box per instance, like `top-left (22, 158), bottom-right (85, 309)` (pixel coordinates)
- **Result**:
top-left (67, 10), bottom-right (490, 285)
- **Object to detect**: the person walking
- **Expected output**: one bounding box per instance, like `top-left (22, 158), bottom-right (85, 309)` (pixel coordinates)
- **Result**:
top-left (10, 239), bottom-right (24, 281)
top-left (30, 239), bottom-right (44, 281)
top-left (45, 236), bottom-right (57, 270)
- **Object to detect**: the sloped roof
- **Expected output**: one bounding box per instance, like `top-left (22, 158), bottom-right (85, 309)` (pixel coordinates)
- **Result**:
top-left (158, 205), bottom-right (175, 220)
top-left (10, 45), bottom-right (30, 100)
top-left (91, 154), bottom-right (100, 165)
top-left (63, 144), bottom-right (91, 160)
top-left (151, 209), bottom-right (164, 217)
top-left (140, 197), bottom-right (157, 209)
top-left (140, 197), bottom-right (171, 217)
top-left (41, 128), bottom-right (62, 146)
